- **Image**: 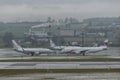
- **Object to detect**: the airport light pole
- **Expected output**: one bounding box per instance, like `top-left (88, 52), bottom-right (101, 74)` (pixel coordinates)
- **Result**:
top-left (57, 27), bottom-right (61, 46)
top-left (81, 30), bottom-right (84, 47)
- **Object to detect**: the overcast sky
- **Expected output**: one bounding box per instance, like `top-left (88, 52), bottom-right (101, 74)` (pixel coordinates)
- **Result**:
top-left (0, 0), bottom-right (120, 22)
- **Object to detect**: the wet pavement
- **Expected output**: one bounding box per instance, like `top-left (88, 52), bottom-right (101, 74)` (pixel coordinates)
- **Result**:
top-left (0, 48), bottom-right (120, 79)
top-left (0, 47), bottom-right (120, 58)
top-left (0, 62), bottom-right (120, 69)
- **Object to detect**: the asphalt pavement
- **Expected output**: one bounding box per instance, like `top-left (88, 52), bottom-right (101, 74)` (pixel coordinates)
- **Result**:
top-left (0, 62), bottom-right (120, 69)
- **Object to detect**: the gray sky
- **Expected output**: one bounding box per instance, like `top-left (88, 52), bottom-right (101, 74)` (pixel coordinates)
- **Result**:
top-left (0, 0), bottom-right (120, 22)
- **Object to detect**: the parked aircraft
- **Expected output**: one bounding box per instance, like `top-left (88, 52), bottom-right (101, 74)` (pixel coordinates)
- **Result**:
top-left (50, 39), bottom-right (108, 56)
top-left (12, 40), bottom-right (54, 56)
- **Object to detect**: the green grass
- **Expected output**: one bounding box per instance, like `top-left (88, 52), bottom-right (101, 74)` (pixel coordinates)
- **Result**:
top-left (0, 69), bottom-right (120, 76)
top-left (0, 57), bottom-right (120, 62)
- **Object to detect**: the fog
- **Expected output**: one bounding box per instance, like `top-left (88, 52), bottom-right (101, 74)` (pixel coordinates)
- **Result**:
top-left (0, 0), bottom-right (120, 22)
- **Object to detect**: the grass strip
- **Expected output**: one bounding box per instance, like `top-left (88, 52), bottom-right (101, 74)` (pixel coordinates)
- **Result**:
top-left (0, 69), bottom-right (120, 76)
top-left (0, 58), bottom-right (120, 62)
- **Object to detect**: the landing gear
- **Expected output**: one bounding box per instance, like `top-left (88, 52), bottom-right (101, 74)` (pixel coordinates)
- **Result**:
top-left (30, 52), bottom-right (34, 56)
top-left (82, 53), bottom-right (85, 56)
top-left (80, 51), bottom-right (86, 56)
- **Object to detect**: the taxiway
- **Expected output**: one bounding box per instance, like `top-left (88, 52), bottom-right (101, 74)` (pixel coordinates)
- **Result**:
top-left (0, 62), bottom-right (120, 69)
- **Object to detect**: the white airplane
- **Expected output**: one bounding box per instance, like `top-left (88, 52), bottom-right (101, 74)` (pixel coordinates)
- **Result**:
top-left (50, 39), bottom-right (108, 56)
top-left (12, 40), bottom-right (54, 56)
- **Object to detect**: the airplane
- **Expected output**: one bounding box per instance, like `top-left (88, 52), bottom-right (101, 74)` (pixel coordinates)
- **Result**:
top-left (49, 39), bottom-right (108, 56)
top-left (12, 40), bottom-right (54, 56)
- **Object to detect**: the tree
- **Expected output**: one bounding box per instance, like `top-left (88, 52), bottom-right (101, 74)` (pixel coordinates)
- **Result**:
top-left (3, 32), bottom-right (14, 47)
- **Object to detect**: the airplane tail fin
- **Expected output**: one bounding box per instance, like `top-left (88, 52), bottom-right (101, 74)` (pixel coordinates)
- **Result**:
top-left (101, 39), bottom-right (109, 47)
top-left (12, 40), bottom-right (24, 52)
top-left (49, 39), bottom-right (56, 48)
